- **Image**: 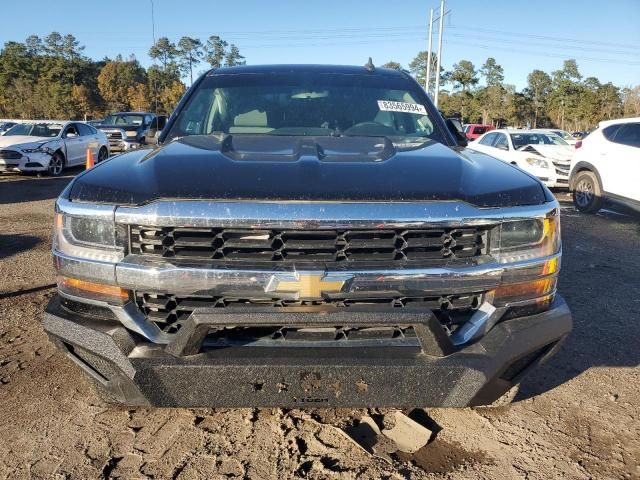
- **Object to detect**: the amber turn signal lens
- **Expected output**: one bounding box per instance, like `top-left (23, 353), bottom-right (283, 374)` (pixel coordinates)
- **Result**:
top-left (58, 276), bottom-right (129, 301)
top-left (54, 212), bottom-right (64, 230)
top-left (493, 277), bottom-right (557, 306)
top-left (541, 257), bottom-right (559, 275)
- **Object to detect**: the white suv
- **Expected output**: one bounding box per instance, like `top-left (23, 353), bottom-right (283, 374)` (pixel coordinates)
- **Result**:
top-left (569, 117), bottom-right (640, 213)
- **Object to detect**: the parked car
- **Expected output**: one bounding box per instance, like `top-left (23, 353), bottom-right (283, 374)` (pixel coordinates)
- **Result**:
top-left (468, 129), bottom-right (573, 188)
top-left (0, 121), bottom-right (19, 135)
top-left (569, 117), bottom-right (640, 213)
top-left (571, 131), bottom-right (586, 140)
top-left (94, 112), bottom-right (167, 153)
top-left (43, 64), bottom-right (571, 408)
top-left (463, 123), bottom-right (494, 141)
top-left (0, 121), bottom-right (109, 176)
top-left (533, 128), bottom-right (577, 146)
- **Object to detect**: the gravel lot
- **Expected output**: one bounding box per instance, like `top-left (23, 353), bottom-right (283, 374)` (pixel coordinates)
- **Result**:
top-left (0, 172), bottom-right (638, 479)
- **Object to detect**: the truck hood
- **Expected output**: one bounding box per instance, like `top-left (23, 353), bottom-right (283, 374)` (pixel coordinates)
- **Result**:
top-left (68, 135), bottom-right (549, 207)
top-left (0, 136), bottom-right (53, 148)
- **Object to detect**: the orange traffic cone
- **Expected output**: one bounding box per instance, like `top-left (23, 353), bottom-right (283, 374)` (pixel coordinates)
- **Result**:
top-left (85, 148), bottom-right (95, 170)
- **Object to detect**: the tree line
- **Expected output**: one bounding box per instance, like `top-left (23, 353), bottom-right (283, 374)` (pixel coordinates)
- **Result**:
top-left (384, 55), bottom-right (640, 131)
top-left (1, 33), bottom-right (638, 129)
top-left (0, 33), bottom-right (245, 120)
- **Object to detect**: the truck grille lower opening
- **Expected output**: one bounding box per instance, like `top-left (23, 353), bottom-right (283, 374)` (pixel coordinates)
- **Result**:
top-left (130, 226), bottom-right (487, 264)
top-left (199, 325), bottom-right (420, 349)
top-left (135, 292), bottom-right (482, 335)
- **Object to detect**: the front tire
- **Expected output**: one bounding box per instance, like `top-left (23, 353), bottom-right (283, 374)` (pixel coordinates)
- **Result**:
top-left (573, 170), bottom-right (603, 213)
top-left (97, 147), bottom-right (109, 163)
top-left (48, 152), bottom-right (65, 177)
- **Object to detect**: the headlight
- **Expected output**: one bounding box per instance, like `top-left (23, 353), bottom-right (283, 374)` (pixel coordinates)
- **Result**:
top-left (21, 146), bottom-right (54, 154)
top-left (489, 213), bottom-right (561, 310)
top-left (125, 130), bottom-right (138, 138)
top-left (525, 157), bottom-right (549, 169)
top-left (491, 215), bottom-right (560, 264)
top-left (53, 202), bottom-right (123, 263)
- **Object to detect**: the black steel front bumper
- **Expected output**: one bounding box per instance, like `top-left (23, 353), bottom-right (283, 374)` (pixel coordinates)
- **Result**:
top-left (43, 296), bottom-right (572, 408)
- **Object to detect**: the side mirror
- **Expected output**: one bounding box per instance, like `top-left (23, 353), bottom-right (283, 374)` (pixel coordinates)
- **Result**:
top-left (445, 119), bottom-right (468, 147)
top-left (66, 132), bottom-right (78, 138)
top-left (495, 143), bottom-right (509, 151)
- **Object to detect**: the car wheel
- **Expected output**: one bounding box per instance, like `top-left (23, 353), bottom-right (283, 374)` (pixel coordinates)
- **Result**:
top-left (573, 170), bottom-right (603, 213)
top-left (48, 152), bottom-right (65, 177)
top-left (97, 147), bottom-right (109, 163)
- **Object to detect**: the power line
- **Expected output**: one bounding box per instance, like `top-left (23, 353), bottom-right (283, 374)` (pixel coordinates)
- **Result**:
top-left (448, 25), bottom-right (638, 51)
top-left (442, 40), bottom-right (640, 67)
top-left (22, 23), bottom-right (639, 52)
top-left (112, 39), bottom-right (640, 67)
top-left (446, 33), bottom-right (640, 58)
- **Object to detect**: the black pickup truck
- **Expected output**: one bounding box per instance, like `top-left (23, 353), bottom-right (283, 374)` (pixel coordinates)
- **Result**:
top-left (94, 112), bottom-right (167, 153)
top-left (44, 64), bottom-right (571, 408)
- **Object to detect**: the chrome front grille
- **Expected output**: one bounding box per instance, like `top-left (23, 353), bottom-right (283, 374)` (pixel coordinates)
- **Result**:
top-left (552, 161), bottom-right (570, 177)
top-left (105, 130), bottom-right (122, 140)
top-left (130, 226), bottom-right (487, 264)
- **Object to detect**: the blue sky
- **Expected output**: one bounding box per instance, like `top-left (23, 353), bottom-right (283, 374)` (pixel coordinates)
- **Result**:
top-left (1, 0), bottom-right (638, 90)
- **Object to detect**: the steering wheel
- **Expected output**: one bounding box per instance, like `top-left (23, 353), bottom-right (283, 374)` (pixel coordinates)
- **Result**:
top-left (343, 121), bottom-right (397, 136)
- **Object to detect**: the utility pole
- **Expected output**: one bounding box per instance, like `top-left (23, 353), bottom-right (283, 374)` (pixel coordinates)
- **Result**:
top-left (425, 8), bottom-right (434, 94)
top-left (434, 0), bottom-right (445, 107)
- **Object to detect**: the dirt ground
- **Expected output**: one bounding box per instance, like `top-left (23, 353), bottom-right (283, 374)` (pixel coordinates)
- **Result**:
top-left (0, 172), bottom-right (638, 480)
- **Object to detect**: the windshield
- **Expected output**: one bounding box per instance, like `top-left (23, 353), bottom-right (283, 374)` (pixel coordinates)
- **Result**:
top-left (102, 114), bottom-right (145, 126)
top-left (165, 72), bottom-right (446, 145)
top-left (551, 130), bottom-right (574, 141)
top-left (510, 132), bottom-right (569, 148)
top-left (4, 123), bottom-right (63, 137)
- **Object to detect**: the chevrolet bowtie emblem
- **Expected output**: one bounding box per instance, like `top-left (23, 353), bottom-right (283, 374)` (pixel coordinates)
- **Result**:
top-left (268, 273), bottom-right (350, 299)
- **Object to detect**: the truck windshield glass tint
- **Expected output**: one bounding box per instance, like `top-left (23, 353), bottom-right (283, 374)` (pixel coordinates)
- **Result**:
top-left (166, 73), bottom-right (445, 144)
top-left (102, 114), bottom-right (145, 126)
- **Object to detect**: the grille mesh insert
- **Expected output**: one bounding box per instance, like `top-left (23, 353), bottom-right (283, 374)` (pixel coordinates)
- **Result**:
top-left (135, 292), bottom-right (482, 334)
top-left (130, 226), bottom-right (486, 263)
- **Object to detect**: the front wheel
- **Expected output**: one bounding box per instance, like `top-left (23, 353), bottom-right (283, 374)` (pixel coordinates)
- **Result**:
top-left (573, 170), bottom-right (603, 213)
top-left (97, 147), bottom-right (109, 163)
top-left (48, 152), bottom-right (65, 177)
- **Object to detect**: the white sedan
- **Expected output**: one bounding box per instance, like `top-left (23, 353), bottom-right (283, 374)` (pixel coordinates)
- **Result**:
top-left (0, 121), bottom-right (109, 176)
top-left (467, 129), bottom-right (574, 188)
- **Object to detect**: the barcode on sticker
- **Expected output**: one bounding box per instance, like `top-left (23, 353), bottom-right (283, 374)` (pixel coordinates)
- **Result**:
top-left (377, 100), bottom-right (427, 115)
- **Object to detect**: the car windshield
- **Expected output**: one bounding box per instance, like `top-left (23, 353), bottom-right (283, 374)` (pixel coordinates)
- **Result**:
top-left (510, 132), bottom-right (569, 148)
top-left (4, 123), bottom-right (63, 137)
top-left (102, 114), bottom-right (145, 126)
top-left (165, 72), bottom-right (446, 145)
top-left (552, 130), bottom-right (574, 141)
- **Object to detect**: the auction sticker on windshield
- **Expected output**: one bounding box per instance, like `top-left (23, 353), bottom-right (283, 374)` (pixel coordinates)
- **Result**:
top-left (377, 100), bottom-right (427, 115)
